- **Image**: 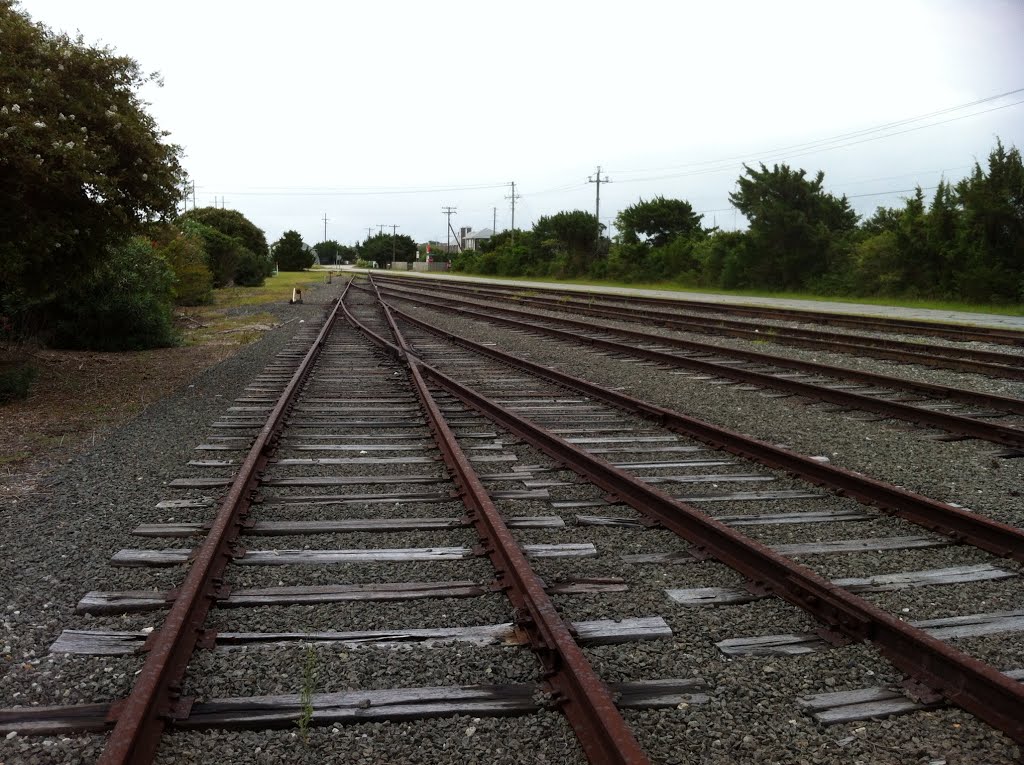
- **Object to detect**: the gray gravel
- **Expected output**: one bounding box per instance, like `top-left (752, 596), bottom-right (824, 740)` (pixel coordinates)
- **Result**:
top-left (3, 281), bottom-right (1022, 764)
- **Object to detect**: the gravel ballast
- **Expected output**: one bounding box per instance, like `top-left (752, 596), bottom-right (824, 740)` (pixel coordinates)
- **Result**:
top-left (2, 281), bottom-right (1022, 764)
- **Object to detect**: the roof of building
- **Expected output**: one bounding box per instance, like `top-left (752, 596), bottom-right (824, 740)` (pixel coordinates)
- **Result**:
top-left (464, 227), bottom-right (495, 240)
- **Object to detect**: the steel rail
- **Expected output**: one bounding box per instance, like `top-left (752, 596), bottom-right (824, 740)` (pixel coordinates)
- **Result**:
top-left (368, 284), bottom-right (1024, 450)
top-left (373, 273), bottom-right (1024, 346)
top-left (373, 282), bottom-right (1024, 416)
top-left (381, 298), bottom-right (1024, 564)
top-left (340, 285), bottom-right (651, 764)
top-left (97, 288), bottom-right (349, 765)
top-left (373, 276), bottom-right (1024, 379)
top-left (360, 292), bottom-right (1024, 744)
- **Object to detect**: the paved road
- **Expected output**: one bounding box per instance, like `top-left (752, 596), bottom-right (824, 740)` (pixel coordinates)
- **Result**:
top-left (356, 269), bottom-right (1024, 332)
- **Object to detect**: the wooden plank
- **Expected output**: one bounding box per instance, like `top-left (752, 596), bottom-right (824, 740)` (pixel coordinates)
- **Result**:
top-left (0, 678), bottom-right (708, 735)
top-left (155, 499), bottom-right (213, 509)
top-left (912, 609), bottom-right (1024, 640)
top-left (111, 543), bottom-right (597, 567)
top-left (78, 581), bottom-right (488, 614)
top-left (718, 612), bottom-right (1024, 657)
top-left (674, 489), bottom-right (823, 502)
top-left (772, 535), bottom-right (948, 556)
top-left (640, 474), bottom-right (774, 484)
top-left (667, 564), bottom-right (1017, 605)
top-left (132, 516), bottom-right (566, 537)
top-left (627, 536), bottom-right (947, 565)
top-left (716, 634), bottom-right (825, 656)
top-left (713, 509), bottom-right (872, 526)
top-left (50, 617), bottom-right (671, 655)
top-left (260, 492), bottom-right (454, 506)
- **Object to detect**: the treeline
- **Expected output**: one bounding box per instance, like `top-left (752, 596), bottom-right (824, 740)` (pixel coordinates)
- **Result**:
top-left (0, 6), bottom-right (293, 354)
top-left (454, 138), bottom-right (1023, 304)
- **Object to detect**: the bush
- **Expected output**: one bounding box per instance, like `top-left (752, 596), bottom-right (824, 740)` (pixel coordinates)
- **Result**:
top-left (0, 363), bottom-right (37, 404)
top-left (157, 233), bottom-right (214, 305)
top-left (48, 237), bottom-right (178, 351)
top-left (234, 249), bottom-right (270, 287)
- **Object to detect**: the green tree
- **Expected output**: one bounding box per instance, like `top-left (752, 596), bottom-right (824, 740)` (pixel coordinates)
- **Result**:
top-left (729, 163), bottom-right (858, 289)
top-left (533, 210), bottom-right (600, 276)
top-left (954, 139), bottom-right (1024, 301)
top-left (274, 230), bottom-right (313, 271)
top-left (47, 237), bottom-right (177, 350)
top-left (615, 196), bottom-right (704, 247)
top-left (358, 233), bottom-right (417, 266)
top-left (313, 240), bottom-right (356, 265)
top-left (181, 220), bottom-right (246, 287)
top-left (179, 207), bottom-right (268, 256)
top-left (0, 5), bottom-right (183, 315)
top-left (156, 231), bottom-right (213, 305)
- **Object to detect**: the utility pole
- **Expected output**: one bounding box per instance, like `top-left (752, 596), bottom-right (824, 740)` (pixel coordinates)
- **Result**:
top-left (366, 227), bottom-right (374, 240)
top-left (322, 213), bottom-right (329, 243)
top-left (493, 206), bottom-right (497, 235)
top-left (505, 181), bottom-right (521, 245)
top-left (587, 166), bottom-right (610, 253)
top-left (390, 224), bottom-right (400, 265)
top-left (377, 224), bottom-right (386, 236)
top-left (441, 206), bottom-right (457, 257)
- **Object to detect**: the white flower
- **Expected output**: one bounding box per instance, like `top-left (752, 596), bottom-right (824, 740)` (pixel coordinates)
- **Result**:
top-left (109, 105), bottom-right (117, 113)
top-left (141, 173), bottom-right (148, 181)
top-left (68, 114), bottom-right (75, 121)
top-left (105, 109), bottom-right (115, 117)
top-left (11, 104), bottom-right (20, 113)
top-left (0, 106), bottom-right (7, 115)
top-left (33, 121), bottom-right (46, 128)
top-left (58, 113), bottom-right (66, 121)
top-left (65, 141), bottom-right (75, 149)
top-left (80, 126), bottom-right (87, 133)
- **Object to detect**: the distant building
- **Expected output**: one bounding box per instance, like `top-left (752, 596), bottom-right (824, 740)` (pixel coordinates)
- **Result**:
top-left (459, 226), bottom-right (494, 251)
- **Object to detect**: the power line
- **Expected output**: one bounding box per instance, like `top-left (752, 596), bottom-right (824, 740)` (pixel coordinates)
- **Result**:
top-left (611, 87), bottom-right (1024, 178)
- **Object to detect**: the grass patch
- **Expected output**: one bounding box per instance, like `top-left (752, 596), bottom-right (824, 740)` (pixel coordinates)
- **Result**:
top-left (213, 271), bottom-right (337, 309)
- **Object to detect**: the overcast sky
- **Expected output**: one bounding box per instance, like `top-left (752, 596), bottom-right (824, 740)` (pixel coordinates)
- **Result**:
top-left (20, 0), bottom-right (1024, 248)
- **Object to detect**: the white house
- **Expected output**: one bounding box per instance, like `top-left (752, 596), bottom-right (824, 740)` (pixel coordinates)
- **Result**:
top-left (459, 227), bottom-right (494, 251)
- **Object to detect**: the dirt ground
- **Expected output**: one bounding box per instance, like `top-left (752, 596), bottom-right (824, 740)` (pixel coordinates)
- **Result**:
top-left (0, 309), bottom-right (292, 504)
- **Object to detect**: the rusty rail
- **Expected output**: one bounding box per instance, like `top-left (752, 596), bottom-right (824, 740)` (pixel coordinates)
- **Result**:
top-left (370, 284), bottom-right (1024, 449)
top-left (364, 290), bottom-right (1024, 744)
top-left (380, 295), bottom-right (1024, 563)
top-left (345, 280), bottom-right (650, 764)
top-left (97, 288), bottom-right (348, 765)
top-left (373, 273), bottom-right (1024, 346)
top-left (372, 275), bottom-right (1024, 379)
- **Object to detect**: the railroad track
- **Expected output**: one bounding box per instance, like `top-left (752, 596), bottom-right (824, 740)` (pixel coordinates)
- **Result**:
top-left (2, 278), bottom-right (1022, 763)
top-left (369, 278), bottom-right (1024, 453)
top-left (374, 275), bottom-right (1024, 347)
top-left (373, 275), bottom-right (1024, 381)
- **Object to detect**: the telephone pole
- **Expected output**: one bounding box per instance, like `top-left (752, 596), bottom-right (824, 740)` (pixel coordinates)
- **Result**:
top-left (377, 224), bottom-right (386, 236)
top-left (389, 224), bottom-right (400, 265)
top-left (441, 206), bottom-right (457, 256)
top-left (322, 213), bottom-right (329, 243)
top-left (493, 207), bottom-right (497, 235)
top-left (506, 181), bottom-right (521, 245)
top-left (366, 227), bottom-right (374, 240)
top-left (587, 166), bottom-right (610, 252)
